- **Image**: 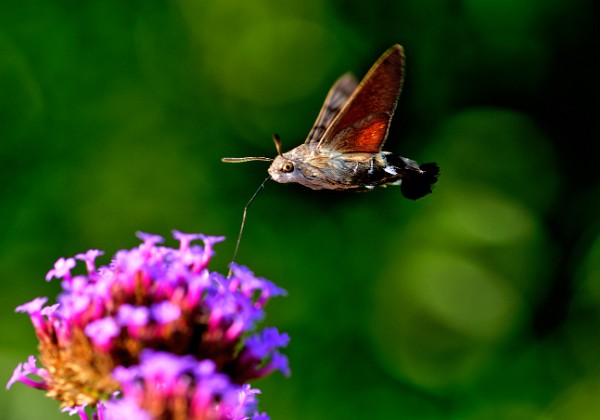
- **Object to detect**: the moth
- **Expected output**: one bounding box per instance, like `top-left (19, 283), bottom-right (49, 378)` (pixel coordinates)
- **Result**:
top-left (222, 45), bottom-right (439, 272)
top-left (223, 44), bottom-right (439, 199)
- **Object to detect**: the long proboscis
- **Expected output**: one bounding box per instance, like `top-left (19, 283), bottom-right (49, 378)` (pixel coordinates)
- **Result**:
top-left (223, 134), bottom-right (284, 276)
top-left (227, 175), bottom-right (271, 277)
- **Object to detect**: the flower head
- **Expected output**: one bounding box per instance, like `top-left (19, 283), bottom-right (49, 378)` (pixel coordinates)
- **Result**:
top-left (112, 350), bottom-right (264, 420)
top-left (9, 231), bottom-right (289, 419)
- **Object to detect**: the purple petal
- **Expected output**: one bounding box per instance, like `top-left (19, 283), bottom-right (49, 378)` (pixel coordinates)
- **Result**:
top-left (269, 352), bottom-right (291, 377)
top-left (76, 249), bottom-right (104, 273)
top-left (58, 294), bottom-right (87, 318)
top-left (23, 355), bottom-right (39, 374)
top-left (111, 365), bottom-right (139, 385)
top-left (46, 257), bottom-right (76, 281)
top-left (229, 264), bottom-right (287, 305)
top-left (238, 384), bottom-right (261, 405)
top-left (151, 301), bottom-right (181, 324)
top-left (191, 235), bottom-right (225, 272)
top-left (138, 350), bottom-right (196, 382)
top-left (136, 232), bottom-right (164, 246)
top-left (199, 234), bottom-right (226, 248)
top-left (172, 230), bottom-right (202, 251)
top-left (103, 398), bottom-right (151, 420)
top-left (246, 328), bottom-right (290, 359)
top-left (6, 363), bottom-right (24, 390)
top-left (85, 317), bottom-right (120, 350)
top-left (117, 304), bottom-right (150, 327)
top-left (40, 303), bottom-right (60, 317)
top-left (61, 405), bottom-right (88, 418)
top-left (6, 356), bottom-right (48, 391)
top-left (113, 249), bottom-right (145, 274)
top-left (194, 359), bottom-right (217, 377)
top-left (15, 297), bottom-right (48, 314)
top-left (217, 383), bottom-right (262, 420)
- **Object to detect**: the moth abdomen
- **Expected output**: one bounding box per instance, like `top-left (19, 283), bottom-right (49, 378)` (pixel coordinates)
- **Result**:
top-left (399, 161), bottom-right (440, 200)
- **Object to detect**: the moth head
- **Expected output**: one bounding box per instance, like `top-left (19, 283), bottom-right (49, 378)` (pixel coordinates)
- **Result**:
top-left (268, 134), bottom-right (297, 182)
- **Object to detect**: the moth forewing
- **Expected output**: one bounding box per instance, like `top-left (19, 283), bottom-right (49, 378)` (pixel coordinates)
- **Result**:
top-left (305, 73), bottom-right (358, 145)
top-left (316, 44), bottom-right (405, 153)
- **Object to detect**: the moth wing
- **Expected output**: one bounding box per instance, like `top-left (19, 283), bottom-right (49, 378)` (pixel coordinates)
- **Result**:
top-left (304, 73), bottom-right (358, 145)
top-left (317, 44), bottom-right (405, 154)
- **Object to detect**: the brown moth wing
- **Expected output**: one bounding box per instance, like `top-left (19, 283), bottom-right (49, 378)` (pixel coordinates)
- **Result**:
top-left (305, 73), bottom-right (358, 145)
top-left (317, 44), bottom-right (405, 154)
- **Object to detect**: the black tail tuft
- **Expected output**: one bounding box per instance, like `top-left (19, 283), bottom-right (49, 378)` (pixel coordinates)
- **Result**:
top-left (400, 162), bottom-right (440, 200)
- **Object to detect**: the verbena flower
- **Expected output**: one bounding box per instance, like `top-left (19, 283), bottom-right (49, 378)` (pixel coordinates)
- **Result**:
top-left (7, 231), bottom-right (289, 420)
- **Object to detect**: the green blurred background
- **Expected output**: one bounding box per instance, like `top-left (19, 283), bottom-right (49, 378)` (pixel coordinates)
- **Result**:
top-left (1, 0), bottom-right (598, 419)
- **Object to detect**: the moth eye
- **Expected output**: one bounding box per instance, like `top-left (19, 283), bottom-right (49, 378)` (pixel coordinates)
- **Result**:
top-left (281, 161), bottom-right (294, 173)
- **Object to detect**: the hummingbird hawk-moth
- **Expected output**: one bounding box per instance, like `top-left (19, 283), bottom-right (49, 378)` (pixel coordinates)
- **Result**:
top-left (222, 44), bottom-right (440, 199)
top-left (222, 44), bottom-right (439, 272)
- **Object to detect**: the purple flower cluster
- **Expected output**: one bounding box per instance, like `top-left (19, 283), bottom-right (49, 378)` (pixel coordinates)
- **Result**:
top-left (7, 231), bottom-right (289, 420)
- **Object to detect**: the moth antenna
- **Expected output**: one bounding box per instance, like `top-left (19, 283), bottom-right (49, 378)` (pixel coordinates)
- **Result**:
top-left (222, 157), bottom-right (273, 163)
top-left (273, 133), bottom-right (284, 157)
top-left (228, 176), bottom-right (271, 277)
